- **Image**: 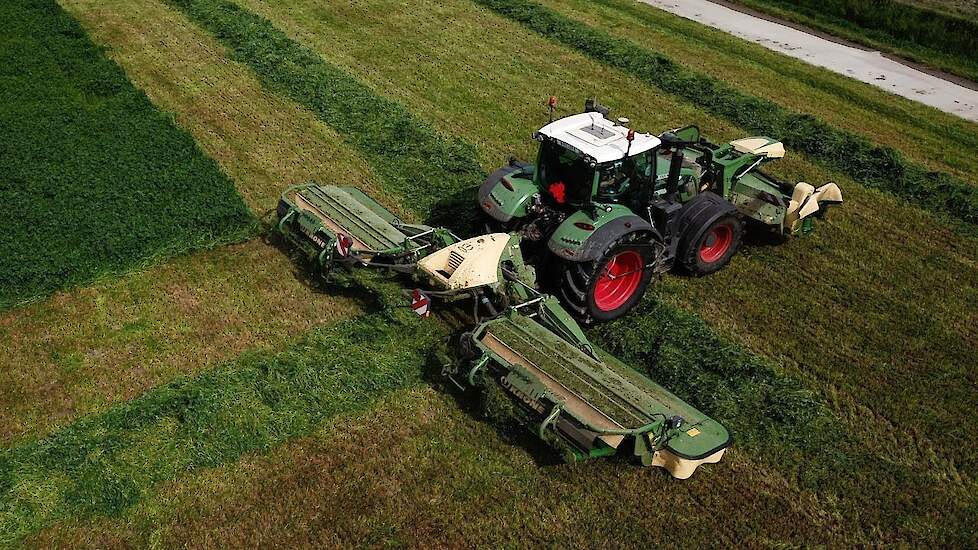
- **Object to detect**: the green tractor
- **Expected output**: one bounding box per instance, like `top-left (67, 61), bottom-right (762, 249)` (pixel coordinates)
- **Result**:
top-left (479, 99), bottom-right (842, 323)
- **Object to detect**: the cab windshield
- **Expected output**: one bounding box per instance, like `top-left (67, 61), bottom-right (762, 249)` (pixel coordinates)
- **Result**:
top-left (538, 141), bottom-right (594, 204)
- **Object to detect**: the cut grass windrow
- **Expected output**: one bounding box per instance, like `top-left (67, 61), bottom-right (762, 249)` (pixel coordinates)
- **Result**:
top-left (0, 294), bottom-right (442, 546)
top-left (163, 0), bottom-right (486, 221)
top-left (474, 0), bottom-right (978, 232)
top-left (0, 0), bottom-right (255, 310)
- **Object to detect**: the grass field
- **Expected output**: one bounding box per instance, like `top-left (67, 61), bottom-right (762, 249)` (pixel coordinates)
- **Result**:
top-left (726, 0), bottom-right (978, 83)
top-left (2, 0), bottom-right (977, 545)
top-left (0, 0), bottom-right (255, 310)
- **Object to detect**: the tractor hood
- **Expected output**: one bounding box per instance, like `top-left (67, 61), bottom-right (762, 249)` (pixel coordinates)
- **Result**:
top-left (479, 166), bottom-right (539, 223)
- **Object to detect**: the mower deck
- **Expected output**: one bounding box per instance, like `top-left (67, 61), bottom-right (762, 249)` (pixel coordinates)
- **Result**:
top-left (474, 314), bottom-right (731, 478)
top-left (288, 185), bottom-right (408, 252)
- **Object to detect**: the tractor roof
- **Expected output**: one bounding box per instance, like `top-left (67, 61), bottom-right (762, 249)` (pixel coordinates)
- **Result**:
top-left (538, 112), bottom-right (660, 164)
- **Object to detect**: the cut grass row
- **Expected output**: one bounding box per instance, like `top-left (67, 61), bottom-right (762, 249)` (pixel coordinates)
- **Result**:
top-left (20, 0), bottom-right (971, 542)
top-left (5, 271), bottom-right (967, 544)
top-left (0, 241), bottom-right (363, 444)
top-left (474, 0), bottom-right (978, 232)
top-left (0, 0), bottom-right (255, 310)
top-left (2, 0), bottom-right (390, 445)
top-left (24, 388), bottom-right (857, 547)
top-left (65, 0), bottom-right (397, 214)
top-left (545, 0), bottom-right (978, 180)
top-left (0, 300), bottom-right (441, 545)
top-left (164, 0), bottom-right (487, 218)
top-left (235, 0), bottom-right (978, 477)
top-left (727, 0), bottom-right (978, 83)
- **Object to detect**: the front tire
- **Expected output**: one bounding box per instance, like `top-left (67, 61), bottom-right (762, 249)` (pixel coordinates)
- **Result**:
top-left (681, 214), bottom-right (743, 275)
top-left (557, 233), bottom-right (654, 324)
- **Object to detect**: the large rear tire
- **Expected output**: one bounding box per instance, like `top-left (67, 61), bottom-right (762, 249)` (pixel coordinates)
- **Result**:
top-left (557, 232), bottom-right (654, 324)
top-left (680, 213), bottom-right (743, 275)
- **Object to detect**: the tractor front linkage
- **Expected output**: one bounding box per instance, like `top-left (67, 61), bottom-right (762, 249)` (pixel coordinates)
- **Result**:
top-left (275, 183), bottom-right (730, 478)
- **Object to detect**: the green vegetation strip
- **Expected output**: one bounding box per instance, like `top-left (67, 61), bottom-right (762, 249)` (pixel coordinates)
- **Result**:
top-left (729, 0), bottom-right (978, 82)
top-left (0, 0), bottom-right (255, 310)
top-left (475, 0), bottom-right (978, 231)
top-left (164, 0), bottom-right (484, 221)
top-left (0, 297), bottom-right (441, 545)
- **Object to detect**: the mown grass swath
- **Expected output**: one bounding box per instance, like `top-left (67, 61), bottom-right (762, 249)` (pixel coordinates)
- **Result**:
top-left (164, 0), bottom-right (485, 223)
top-left (474, 0), bottom-right (978, 232)
top-left (0, 297), bottom-right (442, 545)
top-left (728, 0), bottom-right (978, 82)
top-left (0, 0), bottom-right (255, 310)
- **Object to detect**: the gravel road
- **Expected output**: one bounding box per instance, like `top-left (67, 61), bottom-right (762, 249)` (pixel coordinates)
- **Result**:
top-left (641, 0), bottom-right (978, 122)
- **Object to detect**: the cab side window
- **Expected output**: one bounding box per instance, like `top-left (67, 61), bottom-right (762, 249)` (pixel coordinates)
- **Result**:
top-left (596, 151), bottom-right (654, 199)
top-left (631, 151), bottom-right (653, 183)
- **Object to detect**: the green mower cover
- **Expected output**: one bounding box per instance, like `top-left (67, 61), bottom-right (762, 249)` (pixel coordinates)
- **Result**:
top-left (275, 183), bottom-right (452, 269)
top-left (469, 313), bottom-right (730, 478)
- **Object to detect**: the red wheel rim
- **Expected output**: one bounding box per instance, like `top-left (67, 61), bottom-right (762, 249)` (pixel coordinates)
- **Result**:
top-left (593, 250), bottom-right (644, 312)
top-left (699, 224), bottom-right (733, 264)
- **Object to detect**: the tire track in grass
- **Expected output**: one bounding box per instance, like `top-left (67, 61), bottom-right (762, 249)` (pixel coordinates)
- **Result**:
top-left (9, 0), bottom-right (970, 542)
top-left (251, 0), bottom-right (978, 477)
top-left (474, 0), bottom-right (978, 232)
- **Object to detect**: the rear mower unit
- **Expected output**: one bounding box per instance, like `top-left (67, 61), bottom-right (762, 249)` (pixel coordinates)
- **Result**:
top-left (275, 182), bottom-right (731, 478)
top-left (479, 98), bottom-right (843, 322)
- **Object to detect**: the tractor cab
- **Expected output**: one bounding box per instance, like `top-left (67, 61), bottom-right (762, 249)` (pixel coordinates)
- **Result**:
top-left (532, 111), bottom-right (661, 206)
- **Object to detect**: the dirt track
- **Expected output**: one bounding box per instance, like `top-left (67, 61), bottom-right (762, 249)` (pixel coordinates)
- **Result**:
top-left (641, 0), bottom-right (978, 122)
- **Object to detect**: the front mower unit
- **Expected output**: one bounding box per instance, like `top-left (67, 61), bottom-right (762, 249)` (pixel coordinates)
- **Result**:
top-left (275, 182), bottom-right (731, 478)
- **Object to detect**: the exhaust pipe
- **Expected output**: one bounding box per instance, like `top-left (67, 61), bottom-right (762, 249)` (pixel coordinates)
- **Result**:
top-left (666, 150), bottom-right (684, 197)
